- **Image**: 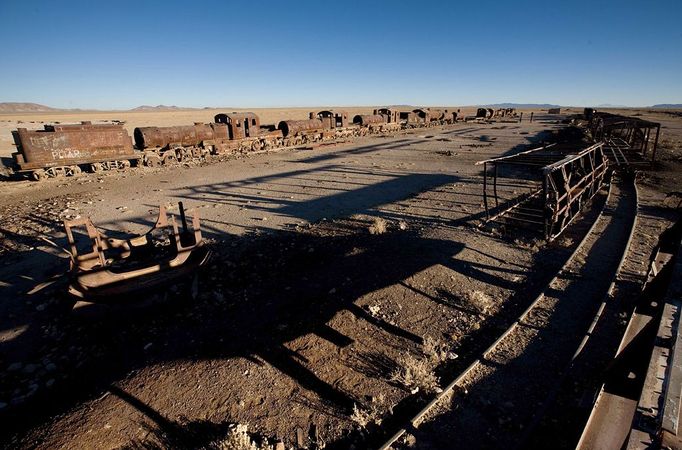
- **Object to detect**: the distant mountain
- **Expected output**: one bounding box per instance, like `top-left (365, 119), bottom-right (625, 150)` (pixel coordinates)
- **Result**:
top-left (651, 104), bottom-right (682, 108)
top-left (596, 103), bottom-right (628, 108)
top-left (130, 105), bottom-right (190, 111)
top-left (0, 102), bottom-right (58, 113)
top-left (481, 103), bottom-right (561, 108)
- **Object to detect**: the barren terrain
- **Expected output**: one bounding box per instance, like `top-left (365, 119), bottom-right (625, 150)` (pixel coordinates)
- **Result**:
top-left (0, 107), bottom-right (680, 449)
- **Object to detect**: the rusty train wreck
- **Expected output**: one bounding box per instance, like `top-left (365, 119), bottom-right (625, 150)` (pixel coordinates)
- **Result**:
top-left (64, 202), bottom-right (211, 302)
top-left (10, 106), bottom-right (459, 181)
top-left (584, 109), bottom-right (661, 167)
top-left (478, 142), bottom-right (609, 240)
top-left (12, 122), bottom-right (138, 180)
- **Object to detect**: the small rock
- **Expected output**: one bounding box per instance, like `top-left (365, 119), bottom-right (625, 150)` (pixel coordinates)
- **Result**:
top-left (328, 288), bottom-right (337, 295)
top-left (45, 379), bottom-right (55, 388)
top-left (45, 363), bottom-right (57, 372)
top-left (143, 343), bottom-right (153, 351)
top-left (7, 362), bottom-right (22, 372)
top-left (22, 363), bottom-right (38, 374)
top-left (0, 402), bottom-right (7, 410)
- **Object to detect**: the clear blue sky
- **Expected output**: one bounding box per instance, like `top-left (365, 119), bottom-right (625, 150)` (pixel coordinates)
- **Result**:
top-left (0, 0), bottom-right (680, 109)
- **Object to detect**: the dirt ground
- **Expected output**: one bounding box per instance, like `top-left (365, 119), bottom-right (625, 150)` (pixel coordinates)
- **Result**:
top-left (0, 108), bottom-right (680, 449)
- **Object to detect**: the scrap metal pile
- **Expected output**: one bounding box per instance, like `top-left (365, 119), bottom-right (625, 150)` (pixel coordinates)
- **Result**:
top-left (64, 202), bottom-right (211, 302)
top-left (478, 142), bottom-right (609, 240)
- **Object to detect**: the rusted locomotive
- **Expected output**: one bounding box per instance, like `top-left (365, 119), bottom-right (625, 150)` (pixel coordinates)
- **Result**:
top-left (10, 106), bottom-right (461, 180)
top-left (11, 122), bottom-right (138, 180)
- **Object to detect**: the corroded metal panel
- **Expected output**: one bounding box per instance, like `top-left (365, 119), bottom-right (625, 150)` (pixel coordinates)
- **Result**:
top-left (12, 123), bottom-right (135, 170)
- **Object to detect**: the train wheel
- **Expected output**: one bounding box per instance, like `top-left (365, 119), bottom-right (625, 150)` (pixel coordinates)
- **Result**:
top-left (120, 160), bottom-right (131, 170)
top-left (65, 166), bottom-right (80, 176)
top-left (32, 170), bottom-right (47, 181)
top-left (145, 155), bottom-right (161, 167)
top-left (252, 140), bottom-right (263, 152)
top-left (162, 153), bottom-right (177, 165)
top-left (90, 163), bottom-right (103, 173)
top-left (176, 148), bottom-right (190, 161)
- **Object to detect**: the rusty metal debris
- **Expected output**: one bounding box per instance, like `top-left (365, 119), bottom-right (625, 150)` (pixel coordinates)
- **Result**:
top-left (478, 142), bottom-right (609, 240)
top-left (585, 110), bottom-right (661, 167)
top-left (63, 202), bottom-right (211, 302)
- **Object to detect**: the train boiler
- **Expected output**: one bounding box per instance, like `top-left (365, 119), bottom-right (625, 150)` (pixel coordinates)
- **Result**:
top-left (133, 122), bottom-right (228, 165)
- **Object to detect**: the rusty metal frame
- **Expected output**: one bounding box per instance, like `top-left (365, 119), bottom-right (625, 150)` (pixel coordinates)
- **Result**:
top-left (589, 112), bottom-right (661, 166)
top-left (478, 143), bottom-right (608, 240)
top-left (63, 202), bottom-right (211, 302)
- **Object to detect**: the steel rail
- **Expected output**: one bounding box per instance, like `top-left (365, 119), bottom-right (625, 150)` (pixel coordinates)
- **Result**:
top-left (512, 174), bottom-right (639, 449)
top-left (377, 175), bottom-right (617, 450)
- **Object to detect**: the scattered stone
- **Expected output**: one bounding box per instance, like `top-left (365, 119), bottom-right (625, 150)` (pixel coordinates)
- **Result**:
top-left (143, 343), bottom-right (153, 351)
top-left (22, 363), bottom-right (38, 374)
top-left (8, 362), bottom-right (22, 372)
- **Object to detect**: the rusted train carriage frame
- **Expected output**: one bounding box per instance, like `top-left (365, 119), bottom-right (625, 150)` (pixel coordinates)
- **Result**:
top-left (479, 143), bottom-right (608, 240)
top-left (589, 112), bottom-right (661, 165)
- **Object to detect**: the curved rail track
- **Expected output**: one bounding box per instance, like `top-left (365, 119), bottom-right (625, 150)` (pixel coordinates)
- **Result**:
top-left (377, 174), bottom-right (639, 450)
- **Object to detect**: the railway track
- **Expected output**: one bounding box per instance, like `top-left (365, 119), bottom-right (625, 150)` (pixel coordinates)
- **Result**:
top-left (377, 174), bottom-right (639, 449)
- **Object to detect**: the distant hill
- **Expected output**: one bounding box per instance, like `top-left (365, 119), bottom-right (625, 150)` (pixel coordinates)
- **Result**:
top-left (131, 105), bottom-right (196, 111)
top-left (651, 104), bottom-right (682, 108)
top-left (0, 102), bottom-right (58, 113)
top-left (481, 103), bottom-right (561, 108)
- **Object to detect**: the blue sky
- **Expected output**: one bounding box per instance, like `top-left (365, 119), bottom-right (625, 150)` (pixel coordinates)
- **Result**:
top-left (0, 0), bottom-right (680, 109)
